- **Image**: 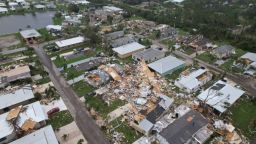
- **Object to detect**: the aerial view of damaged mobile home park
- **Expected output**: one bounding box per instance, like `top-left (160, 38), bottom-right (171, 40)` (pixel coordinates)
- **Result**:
top-left (0, 0), bottom-right (255, 144)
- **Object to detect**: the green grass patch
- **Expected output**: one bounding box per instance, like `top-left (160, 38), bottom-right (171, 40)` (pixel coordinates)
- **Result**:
top-left (177, 28), bottom-right (188, 36)
top-left (38, 28), bottom-right (54, 41)
top-left (196, 52), bottom-right (216, 64)
top-left (47, 111), bottom-right (74, 130)
top-left (181, 47), bottom-right (195, 55)
top-left (233, 48), bottom-right (246, 58)
top-left (72, 80), bottom-right (95, 97)
top-left (220, 59), bottom-right (234, 72)
top-left (64, 68), bottom-right (85, 80)
top-left (160, 39), bottom-right (175, 48)
top-left (36, 77), bottom-right (51, 85)
top-left (165, 67), bottom-right (184, 80)
top-left (230, 100), bottom-right (256, 139)
top-left (220, 48), bottom-right (246, 73)
top-left (110, 117), bottom-right (142, 144)
top-left (52, 16), bottom-right (63, 25)
top-left (86, 97), bottom-right (126, 118)
top-left (54, 54), bottom-right (93, 68)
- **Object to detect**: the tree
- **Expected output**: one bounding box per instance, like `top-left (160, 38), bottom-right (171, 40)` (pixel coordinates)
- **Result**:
top-left (82, 26), bottom-right (101, 46)
top-left (68, 4), bottom-right (79, 13)
top-left (62, 134), bottom-right (69, 141)
top-left (77, 139), bottom-right (84, 144)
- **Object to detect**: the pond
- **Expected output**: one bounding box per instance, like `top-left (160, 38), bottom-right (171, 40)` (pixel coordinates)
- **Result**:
top-left (0, 11), bottom-right (55, 35)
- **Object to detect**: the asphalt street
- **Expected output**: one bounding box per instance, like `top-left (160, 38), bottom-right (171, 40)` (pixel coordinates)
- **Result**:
top-left (32, 44), bottom-right (109, 144)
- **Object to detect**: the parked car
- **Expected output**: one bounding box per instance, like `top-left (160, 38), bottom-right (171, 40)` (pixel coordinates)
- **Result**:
top-left (47, 107), bottom-right (60, 116)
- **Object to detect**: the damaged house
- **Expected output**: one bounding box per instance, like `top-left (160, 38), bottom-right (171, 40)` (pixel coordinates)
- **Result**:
top-left (0, 101), bottom-right (47, 144)
top-left (0, 65), bottom-right (31, 88)
top-left (157, 110), bottom-right (210, 144)
top-left (85, 70), bottom-right (110, 87)
top-left (175, 68), bottom-right (212, 93)
top-left (197, 80), bottom-right (245, 114)
top-left (0, 85), bottom-right (34, 114)
top-left (9, 125), bottom-right (58, 144)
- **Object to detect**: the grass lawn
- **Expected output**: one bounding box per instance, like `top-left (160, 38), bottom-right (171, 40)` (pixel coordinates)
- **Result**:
top-left (160, 39), bottom-right (175, 48)
top-left (230, 100), bottom-right (256, 139)
top-left (196, 52), bottom-right (216, 64)
top-left (47, 111), bottom-right (73, 130)
top-left (114, 56), bottom-right (134, 65)
top-left (72, 80), bottom-right (95, 97)
top-left (38, 28), bottom-right (54, 41)
top-left (220, 48), bottom-right (246, 73)
top-left (36, 77), bottom-right (51, 85)
top-left (182, 47), bottom-right (195, 55)
top-left (52, 16), bottom-right (63, 25)
top-left (165, 67), bottom-right (185, 80)
top-left (220, 59), bottom-right (234, 72)
top-left (86, 97), bottom-right (126, 118)
top-left (54, 54), bottom-right (92, 68)
top-left (177, 28), bottom-right (188, 36)
top-left (110, 117), bottom-right (142, 144)
top-left (233, 48), bottom-right (246, 58)
top-left (64, 68), bottom-right (85, 80)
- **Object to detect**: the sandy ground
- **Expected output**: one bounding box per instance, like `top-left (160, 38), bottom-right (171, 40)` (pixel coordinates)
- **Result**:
top-left (0, 35), bottom-right (20, 49)
top-left (34, 82), bottom-right (54, 93)
top-left (55, 121), bottom-right (87, 144)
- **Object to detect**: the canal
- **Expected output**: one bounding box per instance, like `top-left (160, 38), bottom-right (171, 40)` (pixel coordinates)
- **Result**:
top-left (0, 11), bottom-right (55, 35)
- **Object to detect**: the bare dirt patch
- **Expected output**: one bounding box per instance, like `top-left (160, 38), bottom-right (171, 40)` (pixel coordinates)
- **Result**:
top-left (0, 35), bottom-right (21, 49)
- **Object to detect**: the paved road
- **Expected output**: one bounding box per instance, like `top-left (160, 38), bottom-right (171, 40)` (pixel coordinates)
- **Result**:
top-left (32, 44), bottom-right (109, 144)
top-left (152, 39), bottom-right (256, 95)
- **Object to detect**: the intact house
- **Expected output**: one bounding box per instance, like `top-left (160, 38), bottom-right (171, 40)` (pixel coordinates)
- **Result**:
top-left (112, 42), bottom-right (146, 58)
top-left (0, 7), bottom-right (8, 14)
top-left (103, 6), bottom-right (124, 14)
top-left (9, 125), bottom-right (58, 144)
top-left (148, 55), bottom-right (186, 76)
top-left (212, 45), bottom-right (235, 59)
top-left (34, 4), bottom-right (46, 10)
top-left (0, 85), bottom-right (34, 114)
top-left (105, 30), bottom-right (124, 41)
top-left (72, 0), bottom-right (90, 5)
top-left (157, 110), bottom-right (211, 144)
top-left (132, 48), bottom-right (165, 63)
top-left (175, 68), bottom-right (212, 93)
top-left (136, 95), bottom-right (174, 136)
top-left (0, 65), bottom-right (31, 88)
top-left (0, 101), bottom-right (47, 144)
top-left (20, 29), bottom-right (41, 44)
top-left (55, 36), bottom-right (87, 50)
top-left (60, 48), bottom-right (91, 60)
top-left (46, 25), bottom-right (62, 34)
top-left (239, 52), bottom-right (256, 76)
top-left (110, 34), bottom-right (136, 48)
top-left (197, 80), bottom-right (245, 114)
top-left (63, 15), bottom-right (82, 25)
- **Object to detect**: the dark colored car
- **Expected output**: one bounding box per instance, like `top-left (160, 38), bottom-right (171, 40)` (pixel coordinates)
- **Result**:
top-left (47, 107), bottom-right (60, 116)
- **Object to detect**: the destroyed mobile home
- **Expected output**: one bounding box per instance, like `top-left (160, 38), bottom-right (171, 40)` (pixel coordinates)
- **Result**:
top-left (81, 57), bottom-right (248, 144)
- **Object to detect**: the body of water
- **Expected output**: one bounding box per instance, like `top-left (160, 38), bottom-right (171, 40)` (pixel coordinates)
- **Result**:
top-left (0, 11), bottom-right (55, 35)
